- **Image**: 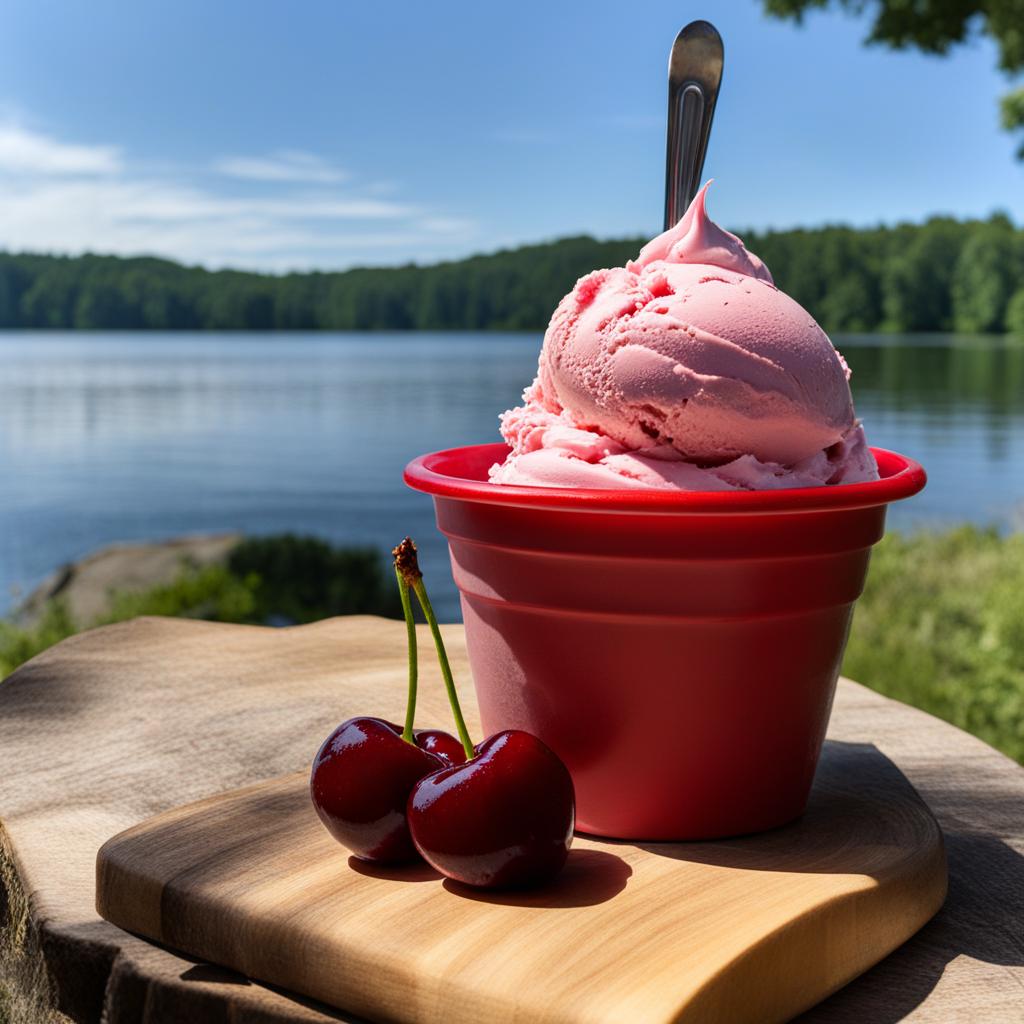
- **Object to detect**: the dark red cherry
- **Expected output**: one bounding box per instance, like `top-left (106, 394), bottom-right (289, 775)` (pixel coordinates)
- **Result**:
top-left (414, 728), bottom-right (467, 766)
top-left (407, 730), bottom-right (575, 889)
top-left (310, 717), bottom-right (444, 863)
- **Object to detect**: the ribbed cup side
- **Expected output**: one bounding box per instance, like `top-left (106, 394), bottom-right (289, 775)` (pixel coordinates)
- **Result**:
top-left (434, 496), bottom-right (886, 840)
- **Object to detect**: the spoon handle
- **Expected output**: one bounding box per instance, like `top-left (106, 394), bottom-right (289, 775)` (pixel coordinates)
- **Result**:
top-left (664, 20), bottom-right (724, 230)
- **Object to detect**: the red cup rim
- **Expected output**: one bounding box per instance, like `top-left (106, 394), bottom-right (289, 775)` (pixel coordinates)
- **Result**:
top-left (404, 443), bottom-right (926, 515)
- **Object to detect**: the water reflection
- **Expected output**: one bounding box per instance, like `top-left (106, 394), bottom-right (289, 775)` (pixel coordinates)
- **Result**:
top-left (844, 334), bottom-right (1024, 417)
top-left (839, 334), bottom-right (1024, 532)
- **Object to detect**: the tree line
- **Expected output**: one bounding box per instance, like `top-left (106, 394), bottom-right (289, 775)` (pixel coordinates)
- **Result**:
top-left (2, 213), bottom-right (1023, 334)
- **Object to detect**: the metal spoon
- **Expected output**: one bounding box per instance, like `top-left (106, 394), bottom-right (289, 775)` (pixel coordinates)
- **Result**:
top-left (664, 20), bottom-right (724, 230)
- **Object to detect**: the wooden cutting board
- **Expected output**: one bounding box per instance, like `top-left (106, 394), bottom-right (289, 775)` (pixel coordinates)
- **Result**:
top-left (97, 735), bottom-right (946, 1024)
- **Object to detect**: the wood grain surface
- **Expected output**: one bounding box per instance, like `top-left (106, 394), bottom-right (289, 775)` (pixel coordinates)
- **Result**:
top-left (96, 739), bottom-right (947, 1024)
top-left (1, 616), bottom-right (1022, 1023)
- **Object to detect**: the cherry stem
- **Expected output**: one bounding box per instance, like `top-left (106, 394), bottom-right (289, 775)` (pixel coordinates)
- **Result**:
top-left (411, 577), bottom-right (475, 761)
top-left (394, 566), bottom-right (418, 745)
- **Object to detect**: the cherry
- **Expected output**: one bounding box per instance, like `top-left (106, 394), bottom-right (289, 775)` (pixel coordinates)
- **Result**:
top-left (398, 539), bottom-right (576, 889)
top-left (311, 535), bottom-right (576, 887)
top-left (414, 728), bottom-right (467, 766)
top-left (408, 730), bottom-right (575, 889)
top-left (309, 539), bottom-right (463, 863)
top-left (311, 717), bottom-right (445, 863)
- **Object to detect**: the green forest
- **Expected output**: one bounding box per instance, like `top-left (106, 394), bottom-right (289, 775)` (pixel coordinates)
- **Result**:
top-left (2, 213), bottom-right (1024, 334)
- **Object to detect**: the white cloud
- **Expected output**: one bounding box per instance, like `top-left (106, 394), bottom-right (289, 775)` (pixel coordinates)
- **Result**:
top-left (0, 123), bottom-right (121, 175)
top-left (213, 149), bottom-right (348, 184)
top-left (0, 122), bottom-right (477, 270)
top-left (417, 215), bottom-right (477, 234)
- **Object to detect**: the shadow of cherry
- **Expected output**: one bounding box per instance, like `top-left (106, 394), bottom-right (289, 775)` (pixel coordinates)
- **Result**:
top-left (441, 848), bottom-right (631, 907)
top-left (346, 856), bottom-right (442, 882)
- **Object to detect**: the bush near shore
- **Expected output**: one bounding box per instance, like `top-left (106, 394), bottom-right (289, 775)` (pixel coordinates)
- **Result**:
top-left (1, 528), bottom-right (1021, 765)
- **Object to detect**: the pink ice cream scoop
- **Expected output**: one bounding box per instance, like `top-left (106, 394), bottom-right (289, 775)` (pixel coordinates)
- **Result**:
top-left (490, 183), bottom-right (877, 490)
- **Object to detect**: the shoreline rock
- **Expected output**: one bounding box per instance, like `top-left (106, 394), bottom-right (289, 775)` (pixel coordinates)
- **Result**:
top-left (15, 533), bottom-right (242, 627)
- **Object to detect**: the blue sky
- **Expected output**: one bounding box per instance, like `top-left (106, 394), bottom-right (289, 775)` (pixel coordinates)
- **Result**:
top-left (0, 0), bottom-right (1020, 271)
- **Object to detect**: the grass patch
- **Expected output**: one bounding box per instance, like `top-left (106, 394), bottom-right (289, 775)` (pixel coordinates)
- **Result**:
top-left (842, 525), bottom-right (1024, 763)
top-left (0, 601), bottom-right (78, 681)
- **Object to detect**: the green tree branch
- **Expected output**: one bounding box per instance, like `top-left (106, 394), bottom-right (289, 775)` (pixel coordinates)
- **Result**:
top-left (762, 0), bottom-right (1024, 158)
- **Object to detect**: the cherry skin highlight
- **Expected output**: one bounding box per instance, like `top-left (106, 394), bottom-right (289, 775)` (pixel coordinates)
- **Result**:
top-left (407, 729), bottom-right (575, 889)
top-left (310, 716), bottom-right (448, 864)
top-left (414, 728), bottom-right (467, 766)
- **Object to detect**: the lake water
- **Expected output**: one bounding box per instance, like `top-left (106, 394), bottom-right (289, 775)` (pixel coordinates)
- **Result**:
top-left (1, 332), bottom-right (1022, 621)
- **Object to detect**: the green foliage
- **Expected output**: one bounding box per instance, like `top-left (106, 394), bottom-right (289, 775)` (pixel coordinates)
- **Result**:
top-left (99, 565), bottom-right (259, 624)
top-left (227, 534), bottom-right (402, 622)
top-left (843, 526), bottom-right (1024, 764)
top-left (0, 536), bottom-right (401, 680)
top-left (1006, 287), bottom-right (1024, 333)
top-left (2, 214), bottom-right (1023, 333)
top-left (882, 219), bottom-right (963, 331)
top-left (761, 0), bottom-right (1024, 157)
top-left (952, 218), bottom-right (1020, 332)
top-left (0, 600), bottom-right (77, 679)
top-left (1003, 85), bottom-right (1024, 157)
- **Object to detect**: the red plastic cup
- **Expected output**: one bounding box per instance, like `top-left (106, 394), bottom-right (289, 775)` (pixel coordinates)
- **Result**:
top-left (405, 444), bottom-right (925, 840)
